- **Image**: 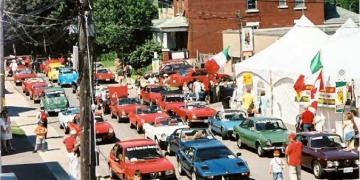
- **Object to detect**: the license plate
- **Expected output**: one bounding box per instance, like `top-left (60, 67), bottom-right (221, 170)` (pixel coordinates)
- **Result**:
top-left (343, 167), bottom-right (353, 173)
top-left (106, 79), bottom-right (110, 81)
top-left (96, 138), bottom-right (102, 142)
top-left (54, 109), bottom-right (61, 112)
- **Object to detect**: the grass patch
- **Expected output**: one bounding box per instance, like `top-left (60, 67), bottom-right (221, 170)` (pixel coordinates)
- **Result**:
top-left (101, 60), bottom-right (115, 69)
top-left (11, 125), bottom-right (26, 137)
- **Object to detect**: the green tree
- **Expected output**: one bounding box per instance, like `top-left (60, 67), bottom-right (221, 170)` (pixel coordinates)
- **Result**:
top-left (93, 0), bottom-right (158, 57)
top-left (129, 40), bottom-right (161, 69)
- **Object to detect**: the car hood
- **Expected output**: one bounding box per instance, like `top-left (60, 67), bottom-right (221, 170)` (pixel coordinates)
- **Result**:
top-left (164, 102), bottom-right (185, 110)
top-left (149, 93), bottom-right (162, 99)
top-left (320, 148), bottom-right (360, 161)
top-left (15, 73), bottom-right (36, 79)
top-left (126, 158), bottom-right (174, 174)
top-left (260, 130), bottom-right (289, 143)
top-left (137, 113), bottom-right (169, 123)
top-left (220, 120), bottom-right (244, 130)
top-left (195, 158), bottom-right (249, 176)
top-left (96, 121), bottom-right (112, 133)
top-left (47, 97), bottom-right (67, 105)
top-left (188, 108), bottom-right (216, 117)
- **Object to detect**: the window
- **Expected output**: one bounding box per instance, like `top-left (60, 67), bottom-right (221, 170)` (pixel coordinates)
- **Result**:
top-left (247, 0), bottom-right (257, 10)
top-left (279, 0), bottom-right (287, 7)
top-left (295, 0), bottom-right (305, 8)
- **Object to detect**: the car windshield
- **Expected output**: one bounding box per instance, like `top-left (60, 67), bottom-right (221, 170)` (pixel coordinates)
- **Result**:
top-left (150, 87), bottom-right (166, 93)
top-left (151, 118), bottom-right (182, 127)
top-left (16, 69), bottom-right (32, 74)
top-left (181, 129), bottom-right (213, 142)
top-left (97, 69), bottom-right (108, 73)
top-left (95, 116), bottom-right (104, 122)
top-left (61, 69), bottom-right (74, 74)
top-left (310, 135), bottom-right (343, 149)
top-left (125, 145), bottom-right (162, 160)
top-left (255, 119), bottom-right (287, 131)
top-left (195, 147), bottom-right (234, 162)
top-left (185, 103), bottom-right (206, 109)
top-left (221, 112), bottom-right (246, 121)
top-left (65, 108), bottom-right (79, 115)
top-left (165, 96), bottom-right (184, 102)
top-left (137, 106), bottom-right (160, 114)
top-left (118, 98), bottom-right (139, 105)
top-left (46, 91), bottom-right (65, 98)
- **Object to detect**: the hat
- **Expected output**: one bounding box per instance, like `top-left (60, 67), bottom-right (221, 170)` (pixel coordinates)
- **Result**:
top-left (288, 133), bottom-right (296, 140)
top-left (70, 130), bottom-right (77, 135)
top-left (273, 150), bottom-right (280, 156)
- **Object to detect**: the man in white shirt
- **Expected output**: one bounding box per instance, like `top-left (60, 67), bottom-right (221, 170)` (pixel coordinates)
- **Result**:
top-left (9, 60), bottom-right (17, 76)
top-left (193, 79), bottom-right (203, 101)
top-left (147, 74), bottom-right (158, 84)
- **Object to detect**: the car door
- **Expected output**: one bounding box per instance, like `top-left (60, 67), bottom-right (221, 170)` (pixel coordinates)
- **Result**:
top-left (179, 147), bottom-right (195, 174)
top-left (301, 136), bottom-right (315, 169)
top-left (237, 119), bottom-right (250, 145)
top-left (210, 112), bottom-right (221, 132)
top-left (245, 120), bottom-right (258, 148)
top-left (109, 145), bottom-right (125, 177)
top-left (170, 129), bottom-right (182, 153)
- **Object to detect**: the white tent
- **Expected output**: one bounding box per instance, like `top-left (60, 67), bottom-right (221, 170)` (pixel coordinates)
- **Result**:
top-left (234, 16), bottom-right (330, 125)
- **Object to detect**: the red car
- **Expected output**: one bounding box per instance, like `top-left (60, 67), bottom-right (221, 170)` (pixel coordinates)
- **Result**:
top-left (95, 68), bottom-right (115, 82)
top-left (156, 93), bottom-right (185, 113)
top-left (110, 97), bottom-right (146, 123)
top-left (108, 139), bottom-right (176, 180)
top-left (174, 101), bottom-right (217, 126)
top-left (40, 58), bottom-right (64, 73)
top-left (168, 68), bottom-right (231, 91)
top-left (102, 85), bottom-right (128, 114)
top-left (29, 81), bottom-right (49, 103)
top-left (140, 85), bottom-right (167, 104)
top-left (67, 114), bottom-right (115, 142)
top-left (129, 105), bottom-right (169, 133)
top-left (22, 78), bottom-right (45, 95)
top-left (13, 68), bottom-right (37, 86)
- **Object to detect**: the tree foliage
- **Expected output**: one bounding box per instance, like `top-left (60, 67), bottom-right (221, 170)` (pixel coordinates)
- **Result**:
top-left (129, 40), bottom-right (162, 69)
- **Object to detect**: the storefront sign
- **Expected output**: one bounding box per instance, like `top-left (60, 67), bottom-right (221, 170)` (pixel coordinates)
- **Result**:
top-left (241, 27), bottom-right (254, 52)
top-left (243, 73), bottom-right (253, 86)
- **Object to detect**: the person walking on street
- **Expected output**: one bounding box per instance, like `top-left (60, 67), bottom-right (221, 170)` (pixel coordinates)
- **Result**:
top-left (285, 133), bottom-right (303, 180)
top-left (33, 122), bottom-right (48, 153)
top-left (193, 79), bottom-right (203, 101)
top-left (269, 150), bottom-right (284, 180)
top-left (241, 89), bottom-right (255, 110)
top-left (301, 106), bottom-right (314, 132)
top-left (63, 130), bottom-right (80, 180)
top-left (0, 111), bottom-right (9, 153)
top-left (343, 112), bottom-right (357, 151)
top-left (36, 110), bottom-right (48, 138)
top-left (9, 60), bottom-right (17, 76)
top-left (3, 111), bottom-right (14, 152)
top-left (259, 91), bottom-right (268, 116)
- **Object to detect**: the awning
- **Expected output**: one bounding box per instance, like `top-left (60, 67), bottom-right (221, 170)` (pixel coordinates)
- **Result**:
top-left (152, 16), bottom-right (189, 32)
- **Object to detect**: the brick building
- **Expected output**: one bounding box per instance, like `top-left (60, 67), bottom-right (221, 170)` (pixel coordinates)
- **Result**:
top-left (153, 0), bottom-right (324, 60)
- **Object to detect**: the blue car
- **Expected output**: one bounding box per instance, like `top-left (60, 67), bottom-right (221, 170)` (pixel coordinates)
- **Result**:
top-left (58, 67), bottom-right (79, 87)
top-left (166, 128), bottom-right (219, 155)
top-left (209, 109), bottom-right (247, 139)
top-left (176, 141), bottom-right (250, 180)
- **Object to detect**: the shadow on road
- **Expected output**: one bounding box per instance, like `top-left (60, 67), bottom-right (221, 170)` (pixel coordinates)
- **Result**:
top-left (3, 162), bottom-right (61, 180)
top-left (6, 106), bottom-right (36, 117)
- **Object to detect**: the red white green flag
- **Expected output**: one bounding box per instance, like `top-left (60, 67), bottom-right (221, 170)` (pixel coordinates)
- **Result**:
top-left (205, 47), bottom-right (231, 74)
top-left (310, 51), bottom-right (323, 74)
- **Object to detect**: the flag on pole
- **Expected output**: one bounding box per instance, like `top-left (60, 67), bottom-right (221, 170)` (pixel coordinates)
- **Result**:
top-left (293, 74), bottom-right (305, 94)
top-left (310, 70), bottom-right (324, 99)
top-left (310, 51), bottom-right (323, 74)
top-left (205, 47), bottom-right (231, 74)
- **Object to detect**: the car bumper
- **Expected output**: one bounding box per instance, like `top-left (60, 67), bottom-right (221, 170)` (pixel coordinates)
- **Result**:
top-left (263, 146), bottom-right (286, 152)
top-left (189, 119), bottom-right (209, 123)
top-left (323, 166), bottom-right (359, 173)
top-left (59, 80), bottom-right (76, 85)
top-left (96, 132), bottom-right (115, 142)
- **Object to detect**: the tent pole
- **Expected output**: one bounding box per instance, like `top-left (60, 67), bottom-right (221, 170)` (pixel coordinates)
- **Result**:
top-left (270, 70), bottom-right (273, 115)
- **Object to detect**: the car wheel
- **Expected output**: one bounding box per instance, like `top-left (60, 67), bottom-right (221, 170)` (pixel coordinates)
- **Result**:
top-left (65, 127), bottom-right (69, 134)
top-left (30, 95), bottom-right (33, 100)
top-left (59, 123), bottom-right (64, 129)
top-left (191, 171), bottom-right (197, 180)
top-left (117, 115), bottom-right (122, 123)
top-left (177, 160), bottom-right (184, 175)
top-left (257, 144), bottom-right (264, 157)
top-left (221, 127), bottom-right (227, 140)
top-left (237, 136), bottom-right (243, 148)
top-left (167, 144), bottom-right (174, 156)
top-left (111, 112), bottom-right (116, 119)
top-left (313, 161), bottom-right (324, 179)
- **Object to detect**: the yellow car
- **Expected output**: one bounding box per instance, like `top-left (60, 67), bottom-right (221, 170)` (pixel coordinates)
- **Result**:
top-left (47, 63), bottom-right (64, 81)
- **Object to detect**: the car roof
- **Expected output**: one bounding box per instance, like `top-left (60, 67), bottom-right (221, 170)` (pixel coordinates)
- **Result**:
top-left (247, 117), bottom-right (282, 121)
top-left (117, 139), bottom-right (156, 149)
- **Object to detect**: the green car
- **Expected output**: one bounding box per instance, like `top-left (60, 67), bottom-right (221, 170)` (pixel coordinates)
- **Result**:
top-left (40, 87), bottom-right (69, 114)
top-left (232, 117), bottom-right (289, 157)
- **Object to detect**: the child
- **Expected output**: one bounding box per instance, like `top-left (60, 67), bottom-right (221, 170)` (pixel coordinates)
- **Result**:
top-left (33, 122), bottom-right (48, 153)
top-left (269, 150), bottom-right (284, 180)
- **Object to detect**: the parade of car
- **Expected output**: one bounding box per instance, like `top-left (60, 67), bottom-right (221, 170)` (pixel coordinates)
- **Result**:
top-left (58, 67), bottom-right (79, 86)
top-left (140, 84), bottom-right (167, 104)
top-left (156, 93), bottom-right (185, 113)
top-left (40, 87), bottom-right (69, 114)
top-left (13, 68), bottom-right (37, 85)
top-left (208, 109), bottom-right (247, 139)
top-left (21, 78), bottom-right (45, 95)
top-left (128, 105), bottom-right (169, 133)
top-left (110, 97), bottom-right (146, 123)
top-left (29, 81), bottom-right (49, 103)
top-left (174, 101), bottom-right (217, 126)
top-left (233, 117), bottom-right (289, 157)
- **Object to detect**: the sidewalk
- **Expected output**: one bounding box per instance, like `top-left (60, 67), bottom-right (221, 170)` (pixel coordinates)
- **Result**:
top-left (3, 80), bottom-right (68, 180)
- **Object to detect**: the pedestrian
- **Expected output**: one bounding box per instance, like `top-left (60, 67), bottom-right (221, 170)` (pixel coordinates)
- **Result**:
top-left (0, 111), bottom-right (8, 153)
top-left (300, 106), bottom-right (314, 132)
top-left (285, 133), bottom-right (303, 180)
top-left (269, 150), bottom-right (284, 180)
top-left (230, 84), bottom-right (242, 110)
top-left (36, 110), bottom-right (48, 138)
top-left (241, 89), bottom-right (255, 110)
top-left (183, 82), bottom-right (190, 100)
top-left (247, 102), bottom-right (257, 117)
top-left (9, 60), bottom-right (17, 76)
top-left (3, 111), bottom-right (14, 152)
top-left (313, 114), bottom-right (325, 132)
top-left (33, 122), bottom-right (48, 153)
top-left (259, 91), bottom-right (268, 116)
top-left (350, 110), bottom-right (360, 149)
top-left (193, 79), bottom-right (203, 101)
top-left (343, 112), bottom-right (357, 151)
top-left (63, 130), bottom-right (80, 180)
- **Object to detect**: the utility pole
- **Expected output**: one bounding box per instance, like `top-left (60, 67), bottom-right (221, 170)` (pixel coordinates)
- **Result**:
top-left (0, 0), bottom-right (5, 175)
top-left (236, 10), bottom-right (243, 63)
top-left (78, 0), bottom-right (96, 179)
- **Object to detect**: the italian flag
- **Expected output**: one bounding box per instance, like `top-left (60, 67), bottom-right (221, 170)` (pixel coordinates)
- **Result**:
top-left (310, 51), bottom-right (323, 74)
top-left (308, 51), bottom-right (324, 111)
top-left (205, 47), bottom-right (231, 74)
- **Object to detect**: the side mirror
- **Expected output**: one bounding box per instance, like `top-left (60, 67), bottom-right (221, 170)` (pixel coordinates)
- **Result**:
top-left (114, 158), bottom-right (120, 162)
top-left (236, 152), bottom-right (242, 157)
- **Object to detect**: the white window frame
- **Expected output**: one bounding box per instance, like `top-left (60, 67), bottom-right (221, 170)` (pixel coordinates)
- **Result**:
top-left (278, 0), bottom-right (288, 8)
top-left (294, 0), bottom-right (306, 9)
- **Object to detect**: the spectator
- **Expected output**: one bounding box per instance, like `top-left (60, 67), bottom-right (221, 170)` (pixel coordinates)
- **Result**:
top-left (241, 89), bottom-right (255, 110)
top-left (350, 110), bottom-right (360, 149)
top-left (36, 110), bottom-right (48, 138)
top-left (269, 150), bottom-right (284, 180)
top-left (33, 122), bottom-right (48, 153)
top-left (301, 106), bottom-right (314, 132)
top-left (230, 84), bottom-right (242, 110)
top-left (343, 112), bottom-right (357, 151)
top-left (247, 102), bottom-right (257, 117)
top-left (259, 91), bottom-right (268, 116)
top-left (9, 60), bottom-right (17, 76)
top-left (183, 82), bottom-right (190, 100)
top-left (193, 79), bottom-right (203, 101)
top-left (147, 74), bottom-right (158, 84)
top-left (63, 130), bottom-right (80, 180)
top-left (285, 133), bottom-right (303, 180)
top-left (3, 111), bottom-right (14, 152)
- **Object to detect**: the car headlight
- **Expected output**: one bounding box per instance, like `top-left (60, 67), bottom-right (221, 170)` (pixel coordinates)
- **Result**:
top-left (108, 128), bottom-right (114, 134)
top-left (355, 160), bottom-right (360, 165)
top-left (266, 139), bottom-right (272, 146)
top-left (164, 170), bottom-right (174, 175)
top-left (161, 133), bottom-right (166, 139)
top-left (327, 161), bottom-right (338, 167)
top-left (192, 115), bottom-right (197, 119)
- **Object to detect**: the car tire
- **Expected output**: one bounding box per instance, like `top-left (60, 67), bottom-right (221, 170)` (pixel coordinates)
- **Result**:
top-left (111, 112), bottom-right (116, 119)
top-left (129, 122), bottom-right (135, 129)
top-left (313, 161), bottom-right (324, 179)
top-left (30, 95), bottom-right (33, 100)
top-left (136, 124), bottom-right (142, 134)
top-left (257, 144), bottom-right (264, 157)
top-left (117, 115), bottom-right (122, 123)
top-left (237, 136), bottom-right (243, 148)
top-left (59, 123), bottom-right (64, 129)
top-left (65, 127), bottom-right (69, 134)
top-left (221, 127), bottom-right (227, 140)
top-left (167, 144), bottom-right (174, 156)
top-left (177, 160), bottom-right (185, 175)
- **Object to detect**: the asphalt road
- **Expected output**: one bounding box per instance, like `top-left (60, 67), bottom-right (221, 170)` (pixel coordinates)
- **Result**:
top-left (11, 76), bottom-right (359, 180)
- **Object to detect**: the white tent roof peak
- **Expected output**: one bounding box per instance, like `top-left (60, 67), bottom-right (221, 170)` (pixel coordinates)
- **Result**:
top-left (332, 18), bottom-right (359, 39)
top-left (295, 15), bottom-right (316, 27)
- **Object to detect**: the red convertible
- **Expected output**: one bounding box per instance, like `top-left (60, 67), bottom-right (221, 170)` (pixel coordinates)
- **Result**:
top-left (140, 85), bottom-right (166, 104)
top-left (22, 78), bottom-right (45, 95)
top-left (156, 93), bottom-right (185, 113)
top-left (174, 101), bottom-right (216, 126)
top-left (29, 81), bottom-right (49, 103)
top-left (110, 97), bottom-right (146, 123)
top-left (129, 105), bottom-right (169, 133)
top-left (13, 68), bottom-right (37, 86)
top-left (95, 68), bottom-right (115, 82)
top-left (67, 114), bottom-right (115, 142)
top-left (108, 139), bottom-right (175, 180)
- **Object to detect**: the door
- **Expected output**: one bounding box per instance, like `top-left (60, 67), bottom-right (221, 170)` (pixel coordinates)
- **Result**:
top-left (109, 145), bottom-right (124, 177)
top-left (170, 129), bottom-right (181, 153)
top-left (180, 148), bottom-right (195, 174)
top-left (246, 121), bottom-right (258, 148)
top-left (237, 119), bottom-right (251, 146)
top-left (301, 136), bottom-right (313, 168)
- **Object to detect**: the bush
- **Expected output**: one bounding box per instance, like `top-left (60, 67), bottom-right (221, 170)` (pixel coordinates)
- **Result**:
top-left (97, 51), bottom-right (117, 67)
top-left (129, 40), bottom-right (162, 69)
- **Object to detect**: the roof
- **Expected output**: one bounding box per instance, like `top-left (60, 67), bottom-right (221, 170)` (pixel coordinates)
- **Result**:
top-left (325, 4), bottom-right (359, 24)
top-left (118, 139), bottom-right (156, 149)
top-left (152, 16), bottom-right (189, 32)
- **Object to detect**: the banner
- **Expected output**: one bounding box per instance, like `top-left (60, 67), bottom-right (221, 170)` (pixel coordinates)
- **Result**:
top-left (295, 85), bottom-right (313, 103)
top-left (318, 87), bottom-right (336, 105)
top-left (335, 81), bottom-right (347, 113)
top-left (243, 73), bottom-right (253, 86)
top-left (241, 27), bottom-right (254, 52)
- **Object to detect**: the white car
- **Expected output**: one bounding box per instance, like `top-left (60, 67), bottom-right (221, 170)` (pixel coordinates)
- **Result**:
top-left (58, 107), bottom-right (80, 133)
top-left (143, 117), bottom-right (188, 149)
